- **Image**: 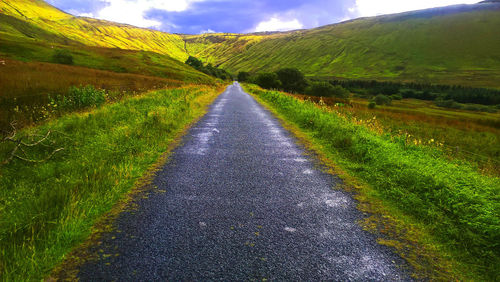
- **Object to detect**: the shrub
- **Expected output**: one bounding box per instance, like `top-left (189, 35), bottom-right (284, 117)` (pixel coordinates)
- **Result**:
top-left (276, 68), bottom-right (308, 93)
top-left (368, 101), bottom-right (376, 109)
top-left (391, 94), bottom-right (403, 100)
top-left (435, 99), bottom-right (463, 109)
top-left (52, 49), bottom-right (74, 65)
top-left (237, 71), bottom-right (251, 82)
top-left (256, 73), bottom-right (281, 89)
top-left (185, 56), bottom-right (203, 69)
top-left (51, 85), bottom-right (106, 111)
top-left (374, 94), bottom-right (392, 105)
top-left (307, 81), bottom-right (349, 98)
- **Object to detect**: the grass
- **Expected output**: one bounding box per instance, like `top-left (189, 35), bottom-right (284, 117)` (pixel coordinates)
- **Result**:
top-left (0, 58), bottom-right (199, 131)
top-left (0, 34), bottom-right (213, 84)
top-left (293, 95), bottom-right (500, 175)
top-left (0, 85), bottom-right (224, 280)
top-left (0, 0), bottom-right (188, 61)
top-left (244, 84), bottom-right (500, 280)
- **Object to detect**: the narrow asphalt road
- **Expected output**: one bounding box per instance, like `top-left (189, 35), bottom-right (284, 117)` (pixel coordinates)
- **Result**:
top-left (78, 82), bottom-right (410, 281)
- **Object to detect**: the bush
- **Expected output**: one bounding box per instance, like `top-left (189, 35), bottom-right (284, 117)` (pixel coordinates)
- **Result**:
top-left (237, 71), bottom-right (251, 82)
top-left (52, 49), bottom-right (74, 65)
top-left (307, 81), bottom-right (349, 98)
top-left (435, 99), bottom-right (463, 109)
top-left (276, 68), bottom-right (308, 93)
top-left (391, 94), bottom-right (403, 100)
top-left (51, 85), bottom-right (106, 111)
top-left (256, 73), bottom-right (281, 90)
top-left (374, 94), bottom-right (392, 105)
top-left (185, 56), bottom-right (203, 69)
top-left (368, 101), bottom-right (376, 109)
top-left (185, 56), bottom-right (231, 80)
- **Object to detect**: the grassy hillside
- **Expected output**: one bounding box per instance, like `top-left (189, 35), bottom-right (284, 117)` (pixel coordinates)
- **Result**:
top-left (0, 32), bottom-right (212, 83)
top-left (188, 4), bottom-right (500, 88)
top-left (0, 0), bottom-right (188, 61)
top-left (2, 1), bottom-right (500, 88)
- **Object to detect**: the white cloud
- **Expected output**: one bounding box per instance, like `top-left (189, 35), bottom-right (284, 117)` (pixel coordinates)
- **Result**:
top-left (200, 29), bottom-right (217, 34)
top-left (95, 0), bottom-right (203, 28)
top-left (255, 17), bottom-right (303, 32)
top-left (352, 0), bottom-right (479, 17)
top-left (77, 12), bottom-right (95, 18)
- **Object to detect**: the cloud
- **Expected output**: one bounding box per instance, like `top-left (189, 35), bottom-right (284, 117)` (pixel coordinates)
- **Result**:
top-left (48, 0), bottom-right (477, 34)
top-left (199, 29), bottom-right (217, 34)
top-left (254, 17), bottom-right (303, 32)
top-left (352, 0), bottom-right (478, 17)
top-left (95, 0), bottom-right (204, 28)
top-left (69, 10), bottom-right (95, 18)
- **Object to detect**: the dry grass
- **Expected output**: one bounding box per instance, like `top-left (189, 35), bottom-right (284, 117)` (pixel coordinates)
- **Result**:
top-left (0, 58), bottom-right (186, 130)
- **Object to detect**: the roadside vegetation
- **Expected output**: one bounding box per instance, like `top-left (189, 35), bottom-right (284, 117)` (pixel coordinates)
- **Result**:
top-left (240, 69), bottom-right (500, 174)
top-left (0, 85), bottom-right (223, 280)
top-left (0, 58), bottom-right (190, 131)
top-left (244, 84), bottom-right (500, 280)
top-left (185, 56), bottom-right (232, 80)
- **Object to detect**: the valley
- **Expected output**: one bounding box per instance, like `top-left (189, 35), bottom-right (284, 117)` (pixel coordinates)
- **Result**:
top-left (0, 0), bottom-right (499, 280)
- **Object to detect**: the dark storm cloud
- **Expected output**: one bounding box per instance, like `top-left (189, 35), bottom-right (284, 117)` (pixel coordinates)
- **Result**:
top-left (148, 0), bottom-right (357, 33)
top-left (47, 0), bottom-right (357, 33)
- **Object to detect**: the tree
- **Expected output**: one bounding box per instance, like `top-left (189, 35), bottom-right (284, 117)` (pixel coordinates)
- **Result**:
top-left (276, 68), bottom-right (308, 93)
top-left (185, 56), bottom-right (203, 69)
top-left (237, 71), bottom-right (251, 82)
top-left (374, 94), bottom-right (392, 105)
top-left (306, 81), bottom-right (349, 98)
top-left (256, 73), bottom-right (281, 89)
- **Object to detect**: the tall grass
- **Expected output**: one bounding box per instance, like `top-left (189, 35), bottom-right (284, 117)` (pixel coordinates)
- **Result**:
top-left (0, 58), bottom-right (186, 130)
top-left (0, 85), bottom-right (222, 280)
top-left (245, 85), bottom-right (500, 280)
top-left (291, 95), bottom-right (500, 175)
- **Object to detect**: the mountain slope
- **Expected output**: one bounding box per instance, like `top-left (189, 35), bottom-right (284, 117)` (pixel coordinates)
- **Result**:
top-left (0, 0), bottom-right (214, 83)
top-left (2, 0), bottom-right (500, 88)
top-left (187, 3), bottom-right (500, 88)
top-left (0, 0), bottom-right (187, 61)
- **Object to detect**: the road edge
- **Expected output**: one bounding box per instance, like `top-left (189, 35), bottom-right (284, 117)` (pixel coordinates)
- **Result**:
top-left (47, 85), bottom-right (227, 281)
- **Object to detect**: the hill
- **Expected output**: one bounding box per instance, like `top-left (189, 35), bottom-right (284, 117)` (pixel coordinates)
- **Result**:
top-left (0, 0), bottom-right (215, 84)
top-left (0, 0), bottom-right (187, 60)
top-left (2, 0), bottom-right (500, 88)
top-left (186, 3), bottom-right (500, 88)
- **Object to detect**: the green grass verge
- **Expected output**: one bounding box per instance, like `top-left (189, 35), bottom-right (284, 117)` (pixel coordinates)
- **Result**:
top-left (0, 85), bottom-right (222, 280)
top-left (244, 84), bottom-right (500, 280)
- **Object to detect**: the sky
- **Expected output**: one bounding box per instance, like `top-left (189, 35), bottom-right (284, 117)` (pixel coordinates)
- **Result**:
top-left (46, 0), bottom-right (479, 34)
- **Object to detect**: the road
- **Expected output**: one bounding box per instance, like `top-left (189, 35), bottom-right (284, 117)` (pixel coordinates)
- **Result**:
top-left (78, 82), bottom-right (410, 280)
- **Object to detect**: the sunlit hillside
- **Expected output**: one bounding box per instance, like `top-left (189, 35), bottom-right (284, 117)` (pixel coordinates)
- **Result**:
top-left (0, 0), bottom-right (188, 61)
top-left (189, 3), bottom-right (500, 88)
top-left (2, 0), bottom-right (500, 88)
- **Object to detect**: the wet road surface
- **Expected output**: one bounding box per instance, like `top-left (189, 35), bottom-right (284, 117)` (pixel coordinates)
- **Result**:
top-left (78, 82), bottom-right (410, 281)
